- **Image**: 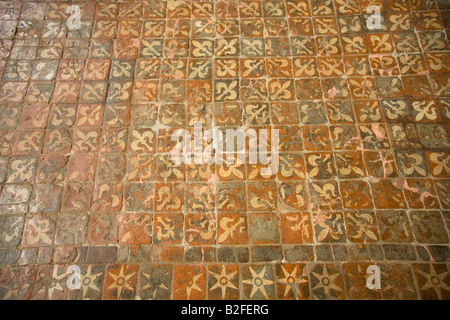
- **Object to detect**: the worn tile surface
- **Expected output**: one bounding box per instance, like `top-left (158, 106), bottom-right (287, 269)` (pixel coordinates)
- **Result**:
top-left (0, 0), bottom-right (449, 300)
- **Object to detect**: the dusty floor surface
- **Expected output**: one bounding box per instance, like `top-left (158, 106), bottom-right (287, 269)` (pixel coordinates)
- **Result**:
top-left (0, 0), bottom-right (449, 300)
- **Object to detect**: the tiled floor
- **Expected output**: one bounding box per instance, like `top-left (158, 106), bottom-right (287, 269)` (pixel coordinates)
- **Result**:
top-left (0, 0), bottom-right (449, 300)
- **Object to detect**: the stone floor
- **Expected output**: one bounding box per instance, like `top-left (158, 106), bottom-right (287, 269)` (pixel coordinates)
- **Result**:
top-left (0, 0), bottom-right (449, 300)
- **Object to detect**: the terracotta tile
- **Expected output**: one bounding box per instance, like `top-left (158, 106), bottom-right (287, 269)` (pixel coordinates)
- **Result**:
top-left (76, 104), bottom-right (104, 127)
top-left (0, 215), bottom-right (24, 248)
top-left (103, 265), bottom-right (138, 300)
top-left (12, 129), bottom-right (44, 155)
top-left (138, 264), bottom-right (171, 300)
top-left (310, 180), bottom-right (342, 210)
top-left (217, 213), bottom-right (248, 245)
top-left (426, 151), bottom-right (450, 178)
top-left (242, 264), bottom-right (275, 299)
top-left (413, 264), bottom-right (450, 300)
top-left (72, 128), bottom-right (99, 153)
top-left (302, 126), bottom-right (332, 151)
top-left (66, 154), bottom-right (97, 182)
top-left (340, 181), bottom-right (374, 210)
top-left (6, 156), bottom-right (38, 183)
top-left (313, 211), bottom-right (347, 243)
top-left (99, 128), bottom-right (128, 153)
top-left (29, 183), bottom-right (62, 213)
top-left (18, 105), bottom-right (49, 129)
top-left (151, 246), bottom-right (183, 263)
top-left (404, 179), bottom-right (440, 209)
top-left (92, 183), bottom-right (123, 212)
top-left (331, 125), bottom-right (361, 150)
top-left (0, 266), bottom-right (36, 299)
top-left (153, 213), bottom-right (183, 245)
top-left (31, 265), bottom-right (68, 300)
top-left (185, 213), bottom-right (216, 245)
top-left (306, 152), bottom-right (335, 180)
top-left (309, 264), bottom-right (345, 299)
top-left (278, 181), bottom-right (309, 211)
top-left (124, 183), bottom-right (154, 212)
top-left (343, 263), bottom-right (381, 299)
top-left (364, 151), bottom-right (398, 178)
top-left (62, 183), bottom-right (92, 212)
top-left (67, 264), bottom-right (106, 300)
top-left (55, 213), bottom-right (88, 246)
top-left (409, 210), bottom-right (449, 244)
top-left (173, 265), bottom-right (206, 300)
top-left (338, 15), bottom-right (364, 33)
top-left (96, 154), bottom-right (126, 182)
top-left (207, 264), bottom-right (240, 299)
top-left (87, 213), bottom-right (119, 245)
top-left (275, 263), bottom-right (309, 299)
top-left (344, 211), bottom-right (379, 242)
top-left (354, 100), bottom-right (384, 123)
top-left (119, 213), bottom-right (152, 245)
top-left (280, 212), bottom-right (313, 244)
top-left (371, 179), bottom-right (407, 209)
top-left (249, 213), bottom-right (279, 244)
top-left (380, 263), bottom-right (418, 299)
top-left (43, 129), bottom-right (72, 154)
top-left (21, 214), bottom-right (56, 247)
top-left (341, 35), bottom-right (368, 55)
top-left (155, 183), bottom-right (184, 212)
top-left (248, 181), bottom-right (277, 211)
top-left (335, 151), bottom-right (366, 179)
top-left (403, 76), bottom-right (434, 98)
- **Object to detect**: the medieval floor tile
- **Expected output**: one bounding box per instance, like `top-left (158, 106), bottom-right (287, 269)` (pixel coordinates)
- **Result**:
top-left (102, 264), bottom-right (138, 300)
top-left (173, 265), bottom-right (206, 300)
top-left (412, 263), bottom-right (450, 300)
